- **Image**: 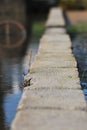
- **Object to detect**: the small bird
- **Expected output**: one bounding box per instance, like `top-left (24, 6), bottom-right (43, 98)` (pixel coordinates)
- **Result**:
top-left (24, 78), bottom-right (32, 87)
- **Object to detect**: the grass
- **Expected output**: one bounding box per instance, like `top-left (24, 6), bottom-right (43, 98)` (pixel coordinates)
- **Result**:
top-left (31, 21), bottom-right (45, 42)
top-left (67, 22), bottom-right (87, 34)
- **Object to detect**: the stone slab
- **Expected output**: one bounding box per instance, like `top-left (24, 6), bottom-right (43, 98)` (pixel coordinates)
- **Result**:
top-left (35, 52), bottom-right (77, 68)
top-left (11, 110), bottom-right (87, 130)
top-left (39, 41), bottom-right (72, 53)
top-left (31, 58), bottom-right (76, 68)
top-left (36, 52), bottom-right (75, 59)
top-left (18, 89), bottom-right (86, 111)
top-left (45, 28), bottom-right (66, 34)
top-left (28, 68), bottom-right (81, 89)
top-left (30, 54), bottom-right (77, 68)
top-left (40, 40), bottom-right (71, 46)
top-left (48, 8), bottom-right (64, 16)
top-left (40, 34), bottom-right (71, 43)
top-left (38, 47), bottom-right (72, 54)
top-left (46, 19), bottom-right (65, 27)
top-left (46, 8), bottom-right (65, 27)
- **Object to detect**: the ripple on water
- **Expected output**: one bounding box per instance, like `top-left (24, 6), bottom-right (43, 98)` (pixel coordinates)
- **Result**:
top-left (72, 33), bottom-right (87, 100)
top-left (0, 58), bottom-right (23, 130)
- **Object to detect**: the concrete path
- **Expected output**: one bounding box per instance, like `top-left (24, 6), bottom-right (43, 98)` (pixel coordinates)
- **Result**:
top-left (11, 8), bottom-right (87, 130)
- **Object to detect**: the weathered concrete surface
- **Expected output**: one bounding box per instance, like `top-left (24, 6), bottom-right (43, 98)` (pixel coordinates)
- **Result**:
top-left (45, 28), bottom-right (66, 34)
top-left (39, 41), bottom-right (72, 50)
top-left (18, 89), bottom-right (86, 111)
top-left (46, 8), bottom-right (65, 27)
top-left (28, 68), bottom-right (81, 89)
top-left (12, 110), bottom-right (87, 130)
top-left (40, 34), bottom-right (71, 43)
top-left (38, 42), bottom-right (72, 54)
top-left (11, 7), bottom-right (87, 130)
top-left (30, 54), bottom-right (77, 68)
top-left (39, 46), bottom-right (72, 53)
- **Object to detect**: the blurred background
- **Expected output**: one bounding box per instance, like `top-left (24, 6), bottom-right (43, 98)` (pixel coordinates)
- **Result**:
top-left (0, 0), bottom-right (87, 130)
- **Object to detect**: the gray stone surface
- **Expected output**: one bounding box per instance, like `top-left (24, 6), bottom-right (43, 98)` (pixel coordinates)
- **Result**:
top-left (48, 8), bottom-right (64, 17)
top-left (45, 28), bottom-right (66, 34)
top-left (40, 40), bottom-right (71, 48)
top-left (30, 54), bottom-right (77, 68)
top-left (29, 68), bottom-right (81, 89)
top-left (36, 52), bottom-right (75, 60)
top-left (30, 66), bottom-right (78, 77)
top-left (18, 89), bottom-right (86, 111)
top-left (38, 41), bottom-right (72, 53)
top-left (12, 110), bottom-right (87, 130)
top-left (46, 19), bottom-right (65, 27)
top-left (40, 34), bottom-right (71, 43)
top-left (39, 47), bottom-right (72, 54)
top-left (46, 8), bottom-right (65, 27)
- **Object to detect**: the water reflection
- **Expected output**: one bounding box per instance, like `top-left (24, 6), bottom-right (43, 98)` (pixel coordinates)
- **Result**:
top-left (3, 90), bottom-right (22, 127)
top-left (0, 58), bottom-right (23, 130)
top-left (72, 33), bottom-right (87, 101)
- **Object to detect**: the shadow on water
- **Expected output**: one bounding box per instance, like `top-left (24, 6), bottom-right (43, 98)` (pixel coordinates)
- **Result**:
top-left (71, 33), bottom-right (87, 101)
top-left (0, 58), bottom-right (23, 130)
top-left (0, 2), bottom-right (30, 129)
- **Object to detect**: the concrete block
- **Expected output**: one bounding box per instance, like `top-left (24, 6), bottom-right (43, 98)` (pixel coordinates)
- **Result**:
top-left (49, 8), bottom-right (64, 16)
top-left (46, 8), bottom-right (65, 27)
top-left (11, 109), bottom-right (87, 130)
top-left (18, 89), bottom-right (86, 111)
top-left (28, 68), bottom-right (81, 89)
top-left (40, 34), bottom-right (71, 43)
top-left (30, 53), bottom-right (77, 68)
top-left (45, 28), bottom-right (66, 34)
top-left (36, 52), bottom-right (75, 60)
top-left (39, 41), bottom-right (72, 53)
top-left (46, 19), bottom-right (65, 27)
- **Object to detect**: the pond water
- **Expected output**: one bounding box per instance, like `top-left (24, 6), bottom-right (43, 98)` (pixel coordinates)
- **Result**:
top-left (0, 48), bottom-right (37, 130)
top-left (72, 33), bottom-right (87, 101)
top-left (0, 58), bottom-right (23, 129)
top-left (0, 39), bottom-right (40, 130)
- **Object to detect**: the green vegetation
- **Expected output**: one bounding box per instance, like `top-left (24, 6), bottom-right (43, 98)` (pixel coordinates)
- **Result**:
top-left (31, 21), bottom-right (45, 42)
top-left (67, 22), bottom-right (87, 34)
top-left (59, 0), bottom-right (87, 10)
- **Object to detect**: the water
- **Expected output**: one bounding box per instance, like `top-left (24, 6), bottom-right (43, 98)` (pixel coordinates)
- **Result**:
top-left (0, 14), bottom-right (44, 129)
top-left (0, 39), bottom-right (40, 129)
top-left (0, 58), bottom-right (23, 129)
top-left (72, 33), bottom-right (87, 101)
